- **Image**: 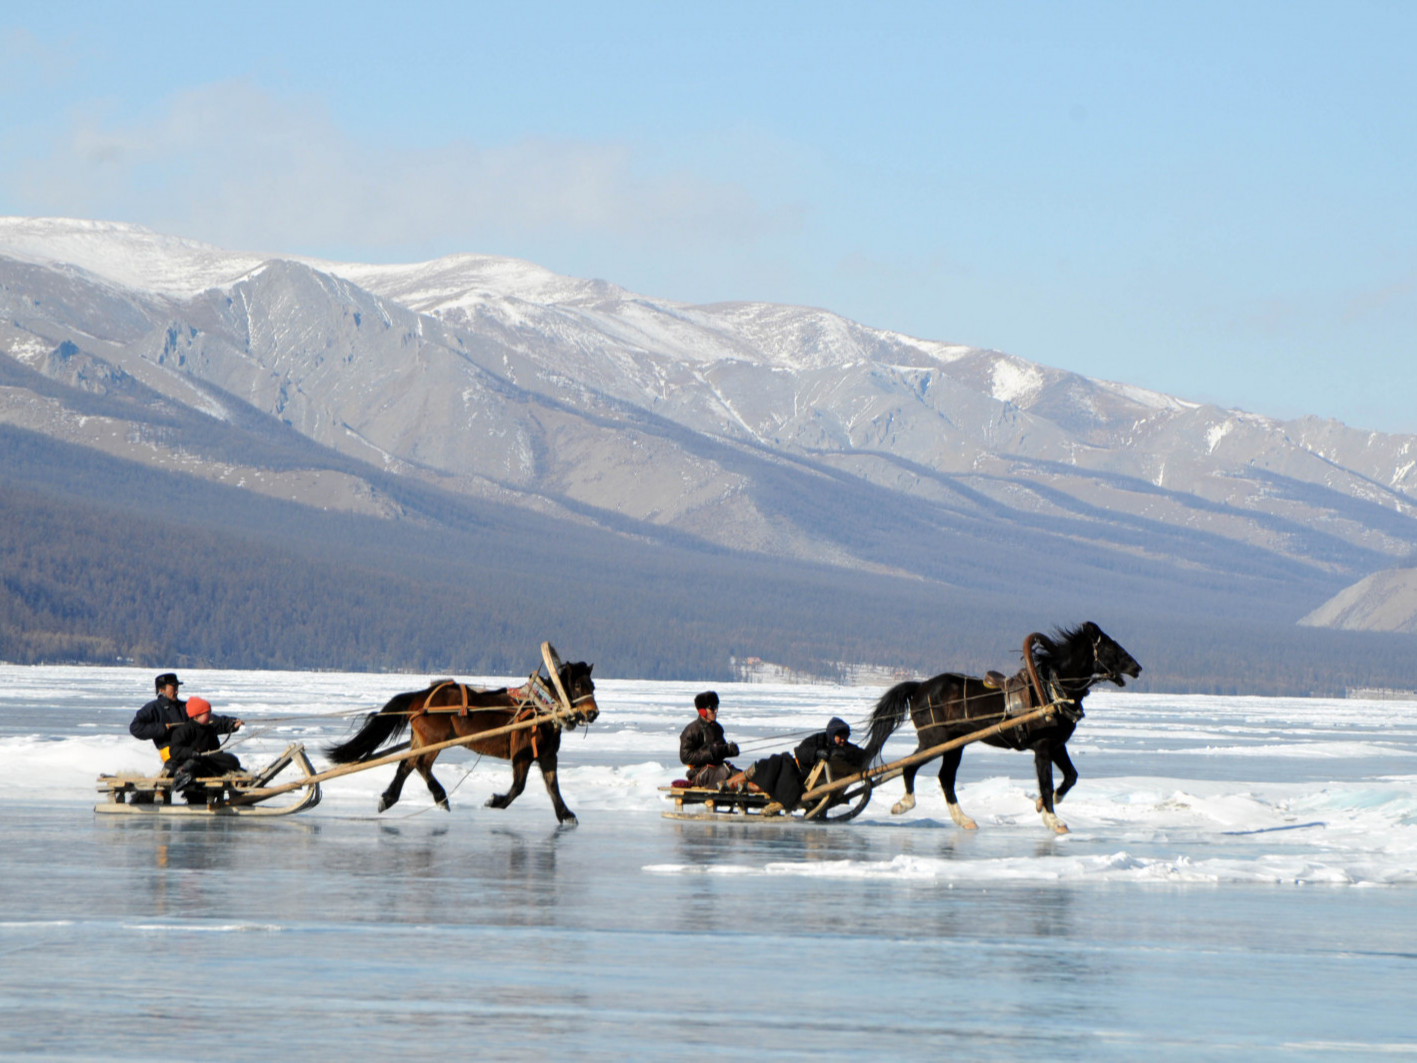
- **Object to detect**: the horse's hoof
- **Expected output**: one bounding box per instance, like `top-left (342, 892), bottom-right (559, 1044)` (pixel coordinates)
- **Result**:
top-left (485, 795), bottom-right (504, 809)
top-left (558, 814), bottom-right (579, 827)
top-left (1036, 797), bottom-right (1045, 813)
top-left (437, 799), bottom-right (450, 812)
top-left (947, 803), bottom-right (978, 830)
top-left (377, 796), bottom-right (392, 813)
top-left (1041, 811), bottom-right (1069, 834)
top-left (891, 794), bottom-right (916, 815)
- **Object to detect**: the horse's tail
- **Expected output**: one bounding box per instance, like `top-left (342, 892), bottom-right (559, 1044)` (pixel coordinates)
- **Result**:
top-left (863, 680), bottom-right (921, 762)
top-left (324, 692), bottom-right (417, 763)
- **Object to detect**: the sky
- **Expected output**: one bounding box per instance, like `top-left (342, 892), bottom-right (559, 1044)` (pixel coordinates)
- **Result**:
top-left (2, 1), bottom-right (1415, 433)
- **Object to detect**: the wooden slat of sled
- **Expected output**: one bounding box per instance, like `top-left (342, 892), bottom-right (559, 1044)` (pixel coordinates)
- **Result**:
top-left (659, 785), bottom-right (772, 817)
top-left (93, 784), bottom-right (322, 817)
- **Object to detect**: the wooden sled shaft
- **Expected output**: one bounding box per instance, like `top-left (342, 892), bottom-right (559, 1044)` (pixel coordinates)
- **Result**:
top-left (799, 701), bottom-right (1065, 804)
top-left (237, 708), bottom-right (569, 801)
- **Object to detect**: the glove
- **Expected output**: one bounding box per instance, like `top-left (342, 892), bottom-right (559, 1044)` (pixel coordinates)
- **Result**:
top-left (710, 741), bottom-right (730, 760)
top-left (725, 742), bottom-right (739, 758)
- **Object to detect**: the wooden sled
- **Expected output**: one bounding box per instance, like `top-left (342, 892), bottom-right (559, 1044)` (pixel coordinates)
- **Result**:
top-left (662, 758), bottom-right (875, 823)
top-left (95, 742), bottom-right (322, 817)
top-left (662, 701), bottom-right (1073, 826)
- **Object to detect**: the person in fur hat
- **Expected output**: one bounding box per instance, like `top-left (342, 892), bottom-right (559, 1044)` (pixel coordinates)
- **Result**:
top-left (678, 690), bottom-right (741, 788)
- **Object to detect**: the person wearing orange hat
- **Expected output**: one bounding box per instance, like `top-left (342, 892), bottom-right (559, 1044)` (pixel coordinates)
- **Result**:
top-left (167, 696), bottom-right (245, 800)
top-left (678, 691), bottom-right (740, 788)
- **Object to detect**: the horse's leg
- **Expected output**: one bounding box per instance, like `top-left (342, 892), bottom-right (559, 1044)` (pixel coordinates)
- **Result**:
top-left (1044, 744), bottom-right (1079, 806)
top-left (414, 751), bottom-right (450, 811)
top-left (1033, 744), bottom-right (1068, 834)
top-left (937, 746), bottom-right (977, 830)
top-left (891, 762), bottom-right (919, 815)
top-left (378, 758), bottom-right (414, 813)
top-left (486, 749), bottom-right (533, 810)
top-left (536, 747), bottom-right (577, 825)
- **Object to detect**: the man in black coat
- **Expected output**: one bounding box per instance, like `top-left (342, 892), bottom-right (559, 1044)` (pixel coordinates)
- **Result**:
top-left (793, 716), bottom-right (867, 775)
top-left (168, 696), bottom-right (245, 799)
top-left (678, 691), bottom-right (740, 788)
top-left (128, 673), bottom-right (191, 770)
top-left (731, 717), bottom-right (867, 814)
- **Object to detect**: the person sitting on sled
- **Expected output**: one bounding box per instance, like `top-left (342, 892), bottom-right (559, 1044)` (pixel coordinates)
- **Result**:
top-left (167, 696), bottom-right (245, 800)
top-left (679, 690), bottom-right (741, 788)
top-left (724, 716), bottom-right (867, 814)
top-left (128, 672), bottom-right (191, 767)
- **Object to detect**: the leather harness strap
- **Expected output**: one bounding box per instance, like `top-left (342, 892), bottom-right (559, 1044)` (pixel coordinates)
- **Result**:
top-left (415, 680), bottom-right (469, 719)
top-left (1022, 633), bottom-right (1047, 711)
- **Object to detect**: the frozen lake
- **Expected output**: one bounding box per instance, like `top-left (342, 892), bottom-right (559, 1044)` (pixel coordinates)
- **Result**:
top-left (1, 665), bottom-right (1415, 1060)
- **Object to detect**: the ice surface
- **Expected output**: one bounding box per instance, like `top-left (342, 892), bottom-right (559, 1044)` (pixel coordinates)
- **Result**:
top-left (5, 668), bottom-right (1413, 887)
top-left (1, 665), bottom-right (1414, 1059)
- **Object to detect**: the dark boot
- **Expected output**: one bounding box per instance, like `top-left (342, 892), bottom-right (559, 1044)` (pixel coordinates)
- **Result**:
top-left (170, 761), bottom-right (195, 793)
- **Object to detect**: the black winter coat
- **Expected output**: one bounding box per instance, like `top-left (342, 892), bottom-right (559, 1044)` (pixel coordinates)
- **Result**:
top-left (749, 752), bottom-right (805, 810)
top-left (793, 733), bottom-right (868, 772)
top-left (679, 717), bottom-right (739, 767)
top-left (167, 715), bottom-right (241, 766)
top-left (750, 719), bottom-right (868, 812)
top-left (129, 695), bottom-right (189, 749)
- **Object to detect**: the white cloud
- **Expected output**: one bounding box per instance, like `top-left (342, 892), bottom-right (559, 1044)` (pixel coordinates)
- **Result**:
top-left (5, 79), bottom-right (795, 260)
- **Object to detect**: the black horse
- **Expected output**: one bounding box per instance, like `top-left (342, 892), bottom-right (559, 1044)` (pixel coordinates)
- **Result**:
top-left (863, 622), bottom-right (1141, 833)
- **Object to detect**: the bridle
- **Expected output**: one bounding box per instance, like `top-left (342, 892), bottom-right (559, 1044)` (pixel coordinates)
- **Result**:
top-left (1086, 630), bottom-right (1132, 687)
top-left (558, 668), bottom-right (599, 727)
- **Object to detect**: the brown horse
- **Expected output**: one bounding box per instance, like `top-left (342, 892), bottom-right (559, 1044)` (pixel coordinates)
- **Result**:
top-left (325, 653), bottom-right (598, 823)
top-left (862, 622), bottom-right (1141, 833)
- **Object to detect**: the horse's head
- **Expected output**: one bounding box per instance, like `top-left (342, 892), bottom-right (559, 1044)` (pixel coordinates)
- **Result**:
top-left (558, 661), bottom-right (599, 727)
top-left (1082, 621), bottom-right (1142, 687)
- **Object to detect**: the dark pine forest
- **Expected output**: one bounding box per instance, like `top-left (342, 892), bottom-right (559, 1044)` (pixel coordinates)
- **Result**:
top-left (2, 425), bottom-right (1415, 694)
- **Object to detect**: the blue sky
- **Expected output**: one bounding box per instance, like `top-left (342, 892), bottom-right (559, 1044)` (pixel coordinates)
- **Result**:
top-left (3, 2), bottom-right (1415, 432)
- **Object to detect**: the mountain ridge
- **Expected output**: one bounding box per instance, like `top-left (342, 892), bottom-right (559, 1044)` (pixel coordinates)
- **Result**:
top-left (3, 216), bottom-right (1415, 682)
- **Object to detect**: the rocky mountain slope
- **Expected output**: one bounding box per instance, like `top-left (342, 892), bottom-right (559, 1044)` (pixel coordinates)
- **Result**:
top-left (1301, 569), bottom-right (1417, 633)
top-left (3, 216), bottom-right (1416, 677)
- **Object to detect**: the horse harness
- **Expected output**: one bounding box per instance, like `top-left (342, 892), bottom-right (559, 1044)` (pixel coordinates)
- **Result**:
top-left (406, 674), bottom-right (577, 759)
top-left (917, 633), bottom-right (1085, 738)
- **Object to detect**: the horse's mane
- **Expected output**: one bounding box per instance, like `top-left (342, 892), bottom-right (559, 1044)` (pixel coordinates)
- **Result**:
top-left (1031, 623), bottom-right (1093, 679)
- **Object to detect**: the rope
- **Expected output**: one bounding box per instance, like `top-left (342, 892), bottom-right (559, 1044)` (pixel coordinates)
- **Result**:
top-left (381, 753), bottom-right (485, 820)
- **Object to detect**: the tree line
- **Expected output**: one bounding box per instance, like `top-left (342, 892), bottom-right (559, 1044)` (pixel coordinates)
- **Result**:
top-left (2, 423), bottom-right (1415, 695)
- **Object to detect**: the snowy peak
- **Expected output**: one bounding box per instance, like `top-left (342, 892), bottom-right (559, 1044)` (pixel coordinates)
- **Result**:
top-left (3, 215), bottom-right (1417, 621)
top-left (0, 216), bottom-right (271, 295)
top-left (333, 252), bottom-right (627, 312)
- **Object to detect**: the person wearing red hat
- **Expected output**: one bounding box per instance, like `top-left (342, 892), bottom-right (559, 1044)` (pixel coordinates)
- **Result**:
top-left (678, 690), bottom-right (740, 788)
top-left (167, 696), bottom-right (245, 800)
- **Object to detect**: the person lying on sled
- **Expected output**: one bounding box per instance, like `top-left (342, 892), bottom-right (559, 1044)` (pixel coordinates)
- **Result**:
top-left (724, 717), bottom-right (867, 814)
top-left (167, 696), bottom-right (245, 799)
top-left (679, 690), bottom-right (741, 788)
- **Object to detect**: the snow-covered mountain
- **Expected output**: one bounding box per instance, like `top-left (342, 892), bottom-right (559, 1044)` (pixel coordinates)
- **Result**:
top-left (4, 216), bottom-right (1416, 630)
